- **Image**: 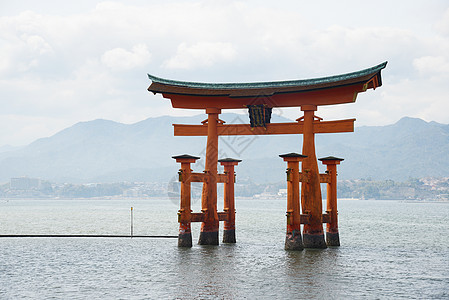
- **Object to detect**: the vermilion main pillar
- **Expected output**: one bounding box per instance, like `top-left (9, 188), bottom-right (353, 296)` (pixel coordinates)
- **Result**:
top-left (198, 108), bottom-right (221, 245)
top-left (300, 105), bottom-right (327, 248)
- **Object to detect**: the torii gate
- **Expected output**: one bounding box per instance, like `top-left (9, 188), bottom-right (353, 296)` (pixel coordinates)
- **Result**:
top-left (148, 61), bottom-right (387, 249)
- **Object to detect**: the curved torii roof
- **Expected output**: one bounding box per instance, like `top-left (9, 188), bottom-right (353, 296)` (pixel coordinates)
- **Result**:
top-left (147, 61), bottom-right (387, 109)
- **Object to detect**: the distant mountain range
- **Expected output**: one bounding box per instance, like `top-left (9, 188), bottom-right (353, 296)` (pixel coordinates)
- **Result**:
top-left (1, 114), bottom-right (448, 183)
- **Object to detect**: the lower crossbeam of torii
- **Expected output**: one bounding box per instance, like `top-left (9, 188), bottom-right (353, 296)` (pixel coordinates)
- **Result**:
top-left (147, 61), bottom-right (387, 250)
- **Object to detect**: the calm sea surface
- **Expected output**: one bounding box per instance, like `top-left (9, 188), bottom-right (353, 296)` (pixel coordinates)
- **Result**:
top-left (0, 198), bottom-right (448, 299)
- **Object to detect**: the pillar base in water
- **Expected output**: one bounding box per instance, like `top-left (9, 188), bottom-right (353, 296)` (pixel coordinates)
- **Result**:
top-left (198, 231), bottom-right (219, 245)
top-left (223, 229), bottom-right (236, 243)
top-left (326, 232), bottom-right (340, 247)
top-left (178, 232), bottom-right (192, 247)
top-left (285, 231), bottom-right (304, 250)
top-left (303, 233), bottom-right (327, 249)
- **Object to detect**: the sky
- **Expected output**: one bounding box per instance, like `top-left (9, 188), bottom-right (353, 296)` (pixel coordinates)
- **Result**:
top-left (1, 0), bottom-right (449, 146)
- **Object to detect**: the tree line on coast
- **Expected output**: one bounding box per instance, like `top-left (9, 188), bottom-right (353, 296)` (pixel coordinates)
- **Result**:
top-left (1, 177), bottom-right (448, 201)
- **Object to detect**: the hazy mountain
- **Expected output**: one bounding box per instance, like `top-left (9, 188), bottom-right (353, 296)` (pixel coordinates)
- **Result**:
top-left (315, 117), bottom-right (449, 180)
top-left (1, 115), bottom-right (448, 183)
top-left (0, 145), bottom-right (24, 154)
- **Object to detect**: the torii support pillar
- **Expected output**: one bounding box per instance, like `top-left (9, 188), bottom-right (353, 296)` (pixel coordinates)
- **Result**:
top-left (300, 105), bottom-right (327, 248)
top-left (280, 153), bottom-right (307, 250)
top-left (199, 108), bottom-right (221, 245)
top-left (172, 154), bottom-right (200, 247)
top-left (219, 158), bottom-right (241, 243)
top-left (319, 156), bottom-right (344, 246)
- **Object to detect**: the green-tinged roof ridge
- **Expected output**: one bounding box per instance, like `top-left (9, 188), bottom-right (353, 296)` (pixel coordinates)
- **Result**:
top-left (147, 61), bottom-right (387, 90)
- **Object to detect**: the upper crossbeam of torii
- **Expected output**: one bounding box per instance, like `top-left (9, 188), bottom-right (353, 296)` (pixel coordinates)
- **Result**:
top-left (147, 61), bottom-right (387, 249)
top-left (148, 61), bottom-right (386, 108)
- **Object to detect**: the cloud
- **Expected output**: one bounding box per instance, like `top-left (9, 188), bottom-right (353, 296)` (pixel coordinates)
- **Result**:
top-left (0, 12), bottom-right (54, 75)
top-left (101, 44), bottom-right (151, 70)
top-left (413, 56), bottom-right (449, 76)
top-left (435, 8), bottom-right (449, 36)
top-left (163, 42), bottom-right (237, 70)
top-left (24, 34), bottom-right (53, 55)
top-left (1, 1), bottom-right (449, 146)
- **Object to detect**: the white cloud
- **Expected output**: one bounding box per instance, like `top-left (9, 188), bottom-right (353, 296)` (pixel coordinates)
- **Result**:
top-left (413, 56), bottom-right (449, 76)
top-left (0, 12), bottom-right (57, 76)
top-left (24, 34), bottom-right (53, 55)
top-left (435, 8), bottom-right (449, 36)
top-left (1, 1), bottom-right (449, 146)
top-left (101, 44), bottom-right (151, 70)
top-left (0, 48), bottom-right (12, 74)
top-left (163, 42), bottom-right (237, 70)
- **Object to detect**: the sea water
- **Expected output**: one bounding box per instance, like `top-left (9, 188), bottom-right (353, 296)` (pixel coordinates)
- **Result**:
top-left (0, 199), bottom-right (448, 299)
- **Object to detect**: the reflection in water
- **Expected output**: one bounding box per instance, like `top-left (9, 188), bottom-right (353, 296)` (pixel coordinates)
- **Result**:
top-left (283, 249), bottom-right (342, 299)
top-left (175, 245), bottom-right (239, 299)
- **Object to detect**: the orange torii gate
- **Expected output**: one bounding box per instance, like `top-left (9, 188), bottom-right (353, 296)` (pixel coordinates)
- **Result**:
top-left (148, 61), bottom-right (387, 249)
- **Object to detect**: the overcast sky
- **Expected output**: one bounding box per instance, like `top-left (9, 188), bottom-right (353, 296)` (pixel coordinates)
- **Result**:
top-left (1, 0), bottom-right (449, 146)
